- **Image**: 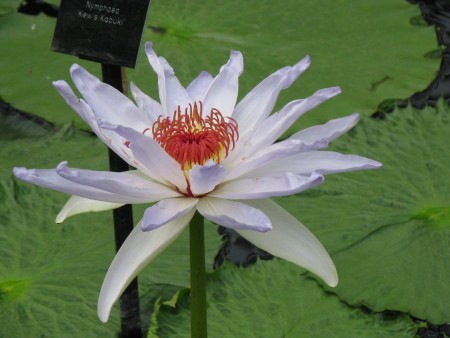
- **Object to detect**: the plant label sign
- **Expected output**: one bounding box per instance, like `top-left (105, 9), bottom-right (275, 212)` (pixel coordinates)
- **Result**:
top-left (52, 0), bottom-right (151, 68)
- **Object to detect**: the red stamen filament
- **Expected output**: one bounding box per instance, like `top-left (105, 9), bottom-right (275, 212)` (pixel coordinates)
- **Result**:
top-left (152, 102), bottom-right (239, 170)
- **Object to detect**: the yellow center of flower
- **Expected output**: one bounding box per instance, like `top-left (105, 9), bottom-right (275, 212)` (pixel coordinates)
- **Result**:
top-left (152, 101), bottom-right (239, 171)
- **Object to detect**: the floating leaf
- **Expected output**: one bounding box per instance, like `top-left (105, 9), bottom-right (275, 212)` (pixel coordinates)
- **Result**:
top-left (277, 103), bottom-right (450, 324)
top-left (152, 261), bottom-right (417, 337)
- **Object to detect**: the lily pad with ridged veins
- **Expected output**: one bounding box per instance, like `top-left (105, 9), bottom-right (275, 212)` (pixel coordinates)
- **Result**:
top-left (151, 261), bottom-right (417, 338)
top-left (276, 102), bottom-right (450, 324)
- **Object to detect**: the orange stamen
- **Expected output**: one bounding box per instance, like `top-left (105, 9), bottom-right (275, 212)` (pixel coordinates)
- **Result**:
top-left (152, 101), bottom-right (239, 170)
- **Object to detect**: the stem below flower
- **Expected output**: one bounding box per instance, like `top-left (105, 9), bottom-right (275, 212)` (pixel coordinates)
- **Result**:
top-left (189, 211), bottom-right (207, 338)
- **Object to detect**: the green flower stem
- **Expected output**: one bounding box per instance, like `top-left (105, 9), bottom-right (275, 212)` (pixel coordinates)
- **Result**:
top-left (189, 211), bottom-right (207, 338)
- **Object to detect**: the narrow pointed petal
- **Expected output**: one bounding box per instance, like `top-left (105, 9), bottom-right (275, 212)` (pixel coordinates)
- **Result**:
top-left (186, 71), bottom-right (214, 102)
top-left (292, 151), bottom-right (383, 174)
top-left (189, 161), bottom-right (227, 196)
top-left (233, 56), bottom-right (311, 135)
top-left (211, 172), bottom-right (323, 199)
top-left (13, 166), bottom-right (140, 204)
top-left (250, 87), bottom-right (341, 148)
top-left (202, 50), bottom-right (243, 117)
top-left (289, 113), bottom-right (360, 146)
top-left (98, 210), bottom-right (195, 322)
top-left (56, 162), bottom-right (181, 202)
top-left (53, 80), bottom-right (136, 166)
top-left (100, 122), bottom-right (187, 191)
top-left (245, 151), bottom-right (382, 178)
top-left (197, 197), bottom-right (271, 232)
top-left (237, 199), bottom-right (338, 287)
top-left (225, 139), bottom-right (315, 181)
top-left (141, 198), bottom-right (198, 231)
top-left (56, 196), bottom-right (123, 223)
top-left (130, 82), bottom-right (162, 123)
top-left (53, 80), bottom-right (93, 126)
top-left (70, 64), bottom-right (149, 131)
top-left (145, 42), bottom-right (190, 116)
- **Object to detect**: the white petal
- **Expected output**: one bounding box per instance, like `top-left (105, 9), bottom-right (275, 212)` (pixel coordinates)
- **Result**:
top-left (225, 139), bottom-right (313, 181)
top-left (141, 198), bottom-right (198, 231)
top-left (211, 172), bottom-right (323, 199)
top-left (56, 196), bottom-right (123, 223)
top-left (202, 50), bottom-right (243, 117)
top-left (145, 42), bottom-right (190, 116)
top-left (56, 162), bottom-right (181, 202)
top-left (289, 113), bottom-right (360, 146)
top-left (245, 151), bottom-right (382, 178)
top-left (99, 123), bottom-right (187, 191)
top-left (13, 166), bottom-right (140, 204)
top-left (233, 56), bottom-right (311, 135)
top-left (130, 82), bottom-right (162, 123)
top-left (236, 199), bottom-right (338, 287)
top-left (97, 210), bottom-right (194, 322)
top-left (189, 161), bottom-right (227, 196)
top-left (70, 64), bottom-right (149, 131)
top-left (53, 81), bottom-right (136, 165)
top-left (197, 197), bottom-right (271, 232)
top-left (250, 87), bottom-right (341, 149)
top-left (186, 71), bottom-right (214, 102)
top-left (53, 80), bottom-right (93, 126)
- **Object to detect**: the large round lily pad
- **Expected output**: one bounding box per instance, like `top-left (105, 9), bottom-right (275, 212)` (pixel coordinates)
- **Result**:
top-left (0, 126), bottom-right (122, 336)
top-left (151, 261), bottom-right (417, 337)
top-left (277, 103), bottom-right (450, 324)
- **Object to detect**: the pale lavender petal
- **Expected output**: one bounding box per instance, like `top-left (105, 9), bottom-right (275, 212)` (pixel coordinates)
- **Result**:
top-left (56, 162), bottom-right (181, 202)
top-left (189, 161), bottom-right (227, 196)
top-left (130, 82), bottom-right (162, 123)
top-left (53, 81), bottom-right (136, 165)
top-left (237, 199), bottom-right (338, 287)
top-left (244, 151), bottom-right (382, 178)
top-left (141, 198), bottom-right (198, 231)
top-left (202, 50), bottom-right (243, 117)
top-left (210, 172), bottom-right (323, 199)
top-left (250, 87), bottom-right (341, 148)
top-left (145, 42), bottom-right (190, 116)
top-left (225, 139), bottom-right (314, 181)
top-left (186, 71), bottom-right (214, 102)
top-left (99, 122), bottom-right (187, 191)
top-left (289, 113), bottom-right (360, 146)
top-left (53, 80), bottom-right (93, 126)
top-left (98, 210), bottom-right (195, 322)
top-left (233, 56), bottom-right (311, 135)
top-left (70, 64), bottom-right (149, 131)
top-left (56, 196), bottom-right (123, 223)
top-left (13, 166), bottom-right (140, 204)
top-left (197, 197), bottom-right (271, 232)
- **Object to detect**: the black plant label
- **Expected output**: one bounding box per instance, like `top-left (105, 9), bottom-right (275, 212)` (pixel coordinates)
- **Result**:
top-left (52, 0), bottom-right (151, 68)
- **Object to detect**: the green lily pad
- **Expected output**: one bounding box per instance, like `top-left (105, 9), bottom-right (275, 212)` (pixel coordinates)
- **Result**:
top-left (276, 102), bottom-right (450, 324)
top-left (151, 260), bottom-right (417, 337)
top-left (0, 12), bottom-right (100, 127)
top-left (1, 0), bottom-right (439, 133)
top-left (0, 125), bottom-right (120, 336)
top-left (0, 0), bottom-right (18, 16)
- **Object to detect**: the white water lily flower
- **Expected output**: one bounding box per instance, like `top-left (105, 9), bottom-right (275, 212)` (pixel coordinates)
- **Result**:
top-left (13, 42), bottom-right (381, 322)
